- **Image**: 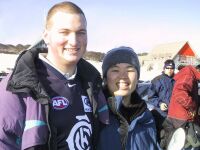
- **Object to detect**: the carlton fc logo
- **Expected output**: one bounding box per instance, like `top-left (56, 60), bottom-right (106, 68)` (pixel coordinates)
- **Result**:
top-left (52, 96), bottom-right (69, 110)
top-left (66, 115), bottom-right (92, 149)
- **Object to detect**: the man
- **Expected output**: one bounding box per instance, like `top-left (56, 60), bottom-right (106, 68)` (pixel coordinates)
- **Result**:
top-left (0, 1), bottom-right (109, 150)
top-left (161, 65), bottom-right (200, 149)
top-left (196, 64), bottom-right (200, 72)
top-left (147, 59), bottom-right (175, 142)
top-left (196, 64), bottom-right (200, 96)
top-left (148, 59), bottom-right (175, 117)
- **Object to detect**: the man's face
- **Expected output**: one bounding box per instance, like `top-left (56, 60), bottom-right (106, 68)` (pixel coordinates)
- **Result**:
top-left (164, 66), bottom-right (174, 77)
top-left (43, 12), bottom-right (87, 68)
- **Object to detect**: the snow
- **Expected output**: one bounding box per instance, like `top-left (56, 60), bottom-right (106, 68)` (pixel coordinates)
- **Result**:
top-left (0, 54), bottom-right (162, 81)
top-left (0, 53), bottom-right (18, 73)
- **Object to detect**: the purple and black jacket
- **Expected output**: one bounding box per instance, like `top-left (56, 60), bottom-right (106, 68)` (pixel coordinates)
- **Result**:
top-left (0, 48), bottom-right (109, 150)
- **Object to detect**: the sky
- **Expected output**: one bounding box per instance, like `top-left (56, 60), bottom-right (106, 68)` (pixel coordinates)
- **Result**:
top-left (0, 0), bottom-right (200, 56)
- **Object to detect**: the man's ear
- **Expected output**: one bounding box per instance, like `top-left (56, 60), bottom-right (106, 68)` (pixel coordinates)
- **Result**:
top-left (42, 29), bottom-right (49, 45)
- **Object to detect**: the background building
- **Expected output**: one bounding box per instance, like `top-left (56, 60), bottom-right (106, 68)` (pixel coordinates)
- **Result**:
top-left (142, 41), bottom-right (200, 72)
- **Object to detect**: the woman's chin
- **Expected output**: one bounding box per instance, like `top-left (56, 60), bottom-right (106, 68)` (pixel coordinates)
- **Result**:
top-left (114, 91), bottom-right (129, 97)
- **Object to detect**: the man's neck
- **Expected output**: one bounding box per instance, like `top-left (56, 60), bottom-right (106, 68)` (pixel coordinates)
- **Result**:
top-left (39, 54), bottom-right (77, 79)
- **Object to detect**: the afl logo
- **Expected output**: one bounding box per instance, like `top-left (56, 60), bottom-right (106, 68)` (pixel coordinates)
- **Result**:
top-left (52, 96), bottom-right (69, 110)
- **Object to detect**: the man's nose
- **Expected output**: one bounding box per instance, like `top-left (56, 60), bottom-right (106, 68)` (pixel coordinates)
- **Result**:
top-left (68, 33), bottom-right (78, 46)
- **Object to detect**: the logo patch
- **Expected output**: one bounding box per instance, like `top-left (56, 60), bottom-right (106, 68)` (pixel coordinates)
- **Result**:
top-left (67, 83), bottom-right (76, 88)
top-left (81, 96), bottom-right (92, 112)
top-left (52, 96), bottom-right (69, 110)
top-left (66, 115), bottom-right (92, 149)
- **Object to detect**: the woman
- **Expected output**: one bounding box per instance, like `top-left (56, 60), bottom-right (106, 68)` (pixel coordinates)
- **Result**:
top-left (98, 46), bottom-right (160, 150)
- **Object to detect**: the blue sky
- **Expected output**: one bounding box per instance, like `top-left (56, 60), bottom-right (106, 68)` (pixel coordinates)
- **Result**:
top-left (0, 0), bottom-right (200, 55)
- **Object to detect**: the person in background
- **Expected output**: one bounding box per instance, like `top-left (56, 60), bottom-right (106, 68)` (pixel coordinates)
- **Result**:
top-left (196, 64), bottom-right (200, 109)
top-left (0, 1), bottom-right (109, 149)
top-left (177, 64), bottom-right (186, 71)
top-left (98, 46), bottom-right (160, 150)
top-left (196, 64), bottom-right (200, 72)
top-left (161, 65), bottom-right (200, 149)
top-left (147, 59), bottom-right (175, 142)
top-left (148, 59), bottom-right (175, 117)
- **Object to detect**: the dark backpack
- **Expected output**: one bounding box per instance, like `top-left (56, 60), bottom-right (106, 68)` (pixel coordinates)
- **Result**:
top-left (160, 120), bottom-right (200, 149)
top-left (184, 122), bottom-right (200, 148)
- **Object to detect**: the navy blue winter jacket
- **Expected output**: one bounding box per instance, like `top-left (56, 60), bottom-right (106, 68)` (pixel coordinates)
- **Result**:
top-left (148, 73), bottom-right (175, 117)
top-left (98, 91), bottom-right (161, 150)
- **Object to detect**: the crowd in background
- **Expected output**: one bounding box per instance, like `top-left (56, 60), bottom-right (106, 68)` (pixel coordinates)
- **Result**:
top-left (146, 61), bottom-right (200, 150)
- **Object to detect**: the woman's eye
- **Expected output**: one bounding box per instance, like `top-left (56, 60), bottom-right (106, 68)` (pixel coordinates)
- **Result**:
top-left (111, 69), bottom-right (119, 72)
top-left (127, 69), bottom-right (135, 72)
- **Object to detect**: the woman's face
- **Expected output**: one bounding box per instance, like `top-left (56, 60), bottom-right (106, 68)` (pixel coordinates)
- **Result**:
top-left (106, 63), bottom-right (138, 97)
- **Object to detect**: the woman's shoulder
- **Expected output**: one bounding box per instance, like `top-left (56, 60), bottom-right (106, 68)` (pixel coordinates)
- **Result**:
top-left (132, 109), bottom-right (155, 125)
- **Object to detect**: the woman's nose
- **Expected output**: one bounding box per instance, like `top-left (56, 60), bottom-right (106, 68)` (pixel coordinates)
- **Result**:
top-left (119, 71), bottom-right (128, 78)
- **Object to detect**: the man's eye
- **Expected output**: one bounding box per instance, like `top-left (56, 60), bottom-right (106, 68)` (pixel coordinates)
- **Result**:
top-left (77, 31), bottom-right (86, 35)
top-left (59, 32), bottom-right (69, 35)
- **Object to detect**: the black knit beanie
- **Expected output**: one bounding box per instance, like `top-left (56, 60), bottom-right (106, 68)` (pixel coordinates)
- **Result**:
top-left (163, 59), bottom-right (175, 69)
top-left (102, 46), bottom-right (140, 79)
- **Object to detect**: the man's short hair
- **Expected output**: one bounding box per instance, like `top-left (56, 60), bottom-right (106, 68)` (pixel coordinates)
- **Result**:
top-left (45, 1), bottom-right (86, 29)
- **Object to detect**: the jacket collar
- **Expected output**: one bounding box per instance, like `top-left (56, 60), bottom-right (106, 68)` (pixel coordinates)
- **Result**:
top-left (7, 48), bottom-right (49, 104)
top-left (7, 48), bottom-right (102, 104)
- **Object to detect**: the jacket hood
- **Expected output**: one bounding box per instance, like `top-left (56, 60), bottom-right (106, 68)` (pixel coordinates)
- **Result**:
top-left (174, 65), bottom-right (200, 81)
top-left (7, 48), bottom-right (49, 104)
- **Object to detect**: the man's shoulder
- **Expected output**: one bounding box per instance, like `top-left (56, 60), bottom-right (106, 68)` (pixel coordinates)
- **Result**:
top-left (0, 73), bottom-right (11, 91)
top-left (78, 59), bottom-right (99, 70)
top-left (152, 74), bottom-right (163, 83)
top-left (0, 74), bottom-right (22, 104)
top-left (77, 59), bottom-right (101, 79)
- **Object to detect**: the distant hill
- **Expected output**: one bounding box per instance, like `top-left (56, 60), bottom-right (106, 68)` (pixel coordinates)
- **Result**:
top-left (0, 42), bottom-right (106, 61)
top-left (84, 51), bottom-right (105, 62)
top-left (0, 43), bottom-right (30, 54)
top-left (0, 43), bottom-right (149, 62)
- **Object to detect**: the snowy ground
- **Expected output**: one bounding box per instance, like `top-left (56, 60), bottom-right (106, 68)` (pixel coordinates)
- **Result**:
top-left (0, 54), bottom-right (18, 73)
top-left (0, 54), bottom-right (161, 81)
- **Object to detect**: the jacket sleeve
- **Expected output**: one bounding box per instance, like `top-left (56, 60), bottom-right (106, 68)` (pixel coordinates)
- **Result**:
top-left (172, 75), bottom-right (194, 109)
top-left (148, 80), bottom-right (163, 107)
top-left (21, 97), bottom-right (48, 150)
top-left (0, 77), bottom-right (48, 150)
top-left (0, 78), bottom-right (25, 150)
